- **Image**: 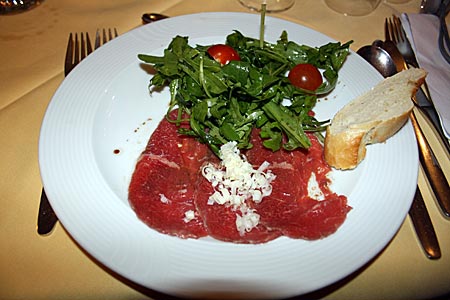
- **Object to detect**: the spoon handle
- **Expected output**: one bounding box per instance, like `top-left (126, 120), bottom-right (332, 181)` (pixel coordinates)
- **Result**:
top-left (142, 13), bottom-right (169, 24)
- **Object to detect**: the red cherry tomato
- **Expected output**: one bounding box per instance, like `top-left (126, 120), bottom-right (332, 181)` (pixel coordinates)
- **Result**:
top-left (288, 63), bottom-right (323, 91)
top-left (207, 44), bottom-right (240, 65)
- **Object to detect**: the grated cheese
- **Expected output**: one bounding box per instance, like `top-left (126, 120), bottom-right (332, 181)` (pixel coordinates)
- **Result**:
top-left (201, 141), bottom-right (276, 235)
top-left (183, 210), bottom-right (195, 223)
top-left (235, 206), bottom-right (260, 236)
top-left (307, 173), bottom-right (325, 201)
top-left (159, 193), bottom-right (170, 204)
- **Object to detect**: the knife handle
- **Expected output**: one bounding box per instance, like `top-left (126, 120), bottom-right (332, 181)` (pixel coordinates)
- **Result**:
top-left (37, 188), bottom-right (58, 235)
top-left (410, 111), bottom-right (450, 218)
top-left (409, 186), bottom-right (441, 259)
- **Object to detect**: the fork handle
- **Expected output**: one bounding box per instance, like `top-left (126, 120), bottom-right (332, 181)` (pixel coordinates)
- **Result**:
top-left (411, 111), bottom-right (450, 218)
top-left (409, 186), bottom-right (441, 259)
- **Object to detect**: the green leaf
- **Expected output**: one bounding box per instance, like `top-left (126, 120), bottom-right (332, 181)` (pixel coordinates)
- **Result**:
top-left (137, 30), bottom-right (351, 156)
top-left (220, 122), bottom-right (240, 141)
top-left (260, 122), bottom-right (282, 151)
top-left (262, 101), bottom-right (311, 149)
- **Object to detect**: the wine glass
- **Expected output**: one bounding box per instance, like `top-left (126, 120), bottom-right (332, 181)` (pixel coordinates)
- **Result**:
top-left (324, 0), bottom-right (381, 16)
top-left (238, 0), bottom-right (295, 12)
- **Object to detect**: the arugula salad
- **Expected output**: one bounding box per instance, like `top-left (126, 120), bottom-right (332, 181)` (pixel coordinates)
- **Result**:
top-left (138, 30), bottom-right (351, 156)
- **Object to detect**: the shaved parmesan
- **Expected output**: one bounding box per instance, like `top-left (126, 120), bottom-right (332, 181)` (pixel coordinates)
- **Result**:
top-left (307, 173), bottom-right (325, 201)
top-left (201, 141), bottom-right (276, 235)
top-left (159, 194), bottom-right (170, 204)
top-left (183, 210), bottom-right (195, 223)
top-left (236, 206), bottom-right (260, 236)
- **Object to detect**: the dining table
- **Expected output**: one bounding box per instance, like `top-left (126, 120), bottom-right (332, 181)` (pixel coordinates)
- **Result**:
top-left (1, 0), bottom-right (450, 299)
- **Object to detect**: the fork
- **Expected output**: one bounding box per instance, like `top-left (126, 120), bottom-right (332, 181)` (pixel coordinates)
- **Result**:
top-left (386, 16), bottom-right (433, 105)
top-left (37, 28), bottom-right (118, 235)
top-left (386, 15), bottom-right (419, 67)
top-left (386, 16), bottom-right (450, 156)
top-left (65, 28), bottom-right (119, 75)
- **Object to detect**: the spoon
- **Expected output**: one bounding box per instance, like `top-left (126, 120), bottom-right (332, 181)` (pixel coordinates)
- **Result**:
top-left (356, 44), bottom-right (397, 77)
top-left (420, 0), bottom-right (441, 14)
top-left (142, 13), bottom-right (169, 24)
top-left (357, 44), bottom-right (442, 259)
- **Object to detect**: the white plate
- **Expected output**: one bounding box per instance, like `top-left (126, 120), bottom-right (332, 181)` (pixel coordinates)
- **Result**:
top-left (39, 12), bottom-right (418, 299)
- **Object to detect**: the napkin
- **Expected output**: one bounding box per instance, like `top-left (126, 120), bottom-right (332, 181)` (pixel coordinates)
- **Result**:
top-left (401, 13), bottom-right (450, 139)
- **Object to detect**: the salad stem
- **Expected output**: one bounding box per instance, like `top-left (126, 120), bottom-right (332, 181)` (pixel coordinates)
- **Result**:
top-left (259, 2), bottom-right (266, 48)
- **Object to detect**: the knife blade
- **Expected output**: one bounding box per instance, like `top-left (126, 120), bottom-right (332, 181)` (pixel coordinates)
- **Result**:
top-left (414, 92), bottom-right (450, 155)
top-left (380, 40), bottom-right (450, 218)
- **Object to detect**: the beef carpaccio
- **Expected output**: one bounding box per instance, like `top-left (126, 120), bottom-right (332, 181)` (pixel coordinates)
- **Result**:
top-left (128, 110), bottom-right (351, 243)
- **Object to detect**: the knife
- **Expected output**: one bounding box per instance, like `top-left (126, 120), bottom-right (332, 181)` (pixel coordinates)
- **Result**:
top-left (37, 190), bottom-right (58, 235)
top-left (379, 40), bottom-right (450, 218)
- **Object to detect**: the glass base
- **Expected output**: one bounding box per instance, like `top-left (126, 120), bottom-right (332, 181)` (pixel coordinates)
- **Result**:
top-left (238, 0), bottom-right (295, 12)
top-left (0, 0), bottom-right (43, 14)
top-left (324, 0), bottom-right (381, 16)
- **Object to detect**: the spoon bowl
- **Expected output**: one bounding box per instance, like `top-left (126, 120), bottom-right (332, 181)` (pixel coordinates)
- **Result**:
top-left (356, 45), bottom-right (397, 78)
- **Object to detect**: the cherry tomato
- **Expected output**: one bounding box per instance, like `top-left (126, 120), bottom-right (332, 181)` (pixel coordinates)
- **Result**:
top-left (288, 63), bottom-right (323, 91)
top-left (207, 44), bottom-right (240, 65)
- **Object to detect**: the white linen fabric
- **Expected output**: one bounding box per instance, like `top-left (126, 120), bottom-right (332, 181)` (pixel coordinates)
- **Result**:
top-left (401, 13), bottom-right (450, 138)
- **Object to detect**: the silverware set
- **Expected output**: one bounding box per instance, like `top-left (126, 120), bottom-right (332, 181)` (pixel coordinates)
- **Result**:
top-left (386, 16), bottom-right (450, 217)
top-left (37, 28), bottom-right (118, 235)
top-left (384, 19), bottom-right (443, 259)
top-left (359, 15), bottom-right (449, 259)
top-left (388, 16), bottom-right (450, 156)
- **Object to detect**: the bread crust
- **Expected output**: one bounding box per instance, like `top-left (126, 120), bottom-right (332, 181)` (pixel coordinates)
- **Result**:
top-left (324, 110), bottom-right (412, 169)
top-left (324, 68), bottom-right (426, 170)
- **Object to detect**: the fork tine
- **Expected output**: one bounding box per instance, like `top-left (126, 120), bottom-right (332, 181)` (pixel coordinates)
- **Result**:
top-left (102, 28), bottom-right (107, 45)
top-left (386, 18), bottom-right (396, 42)
top-left (94, 29), bottom-right (100, 49)
top-left (80, 32), bottom-right (87, 61)
top-left (94, 28), bottom-right (118, 49)
top-left (64, 33), bottom-right (74, 76)
top-left (86, 32), bottom-right (93, 55)
top-left (94, 29), bottom-right (101, 49)
top-left (384, 18), bottom-right (391, 41)
top-left (393, 15), bottom-right (405, 42)
top-left (391, 17), bottom-right (400, 44)
top-left (390, 18), bottom-right (396, 42)
top-left (74, 33), bottom-right (80, 66)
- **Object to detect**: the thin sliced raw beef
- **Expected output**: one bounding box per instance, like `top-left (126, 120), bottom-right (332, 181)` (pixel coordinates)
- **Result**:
top-left (128, 110), bottom-right (210, 238)
top-left (194, 175), bottom-right (282, 244)
top-left (246, 130), bottom-right (351, 240)
top-left (129, 112), bottom-right (350, 242)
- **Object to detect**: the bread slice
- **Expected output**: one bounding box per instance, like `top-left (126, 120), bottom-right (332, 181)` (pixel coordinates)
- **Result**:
top-left (324, 68), bottom-right (427, 170)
